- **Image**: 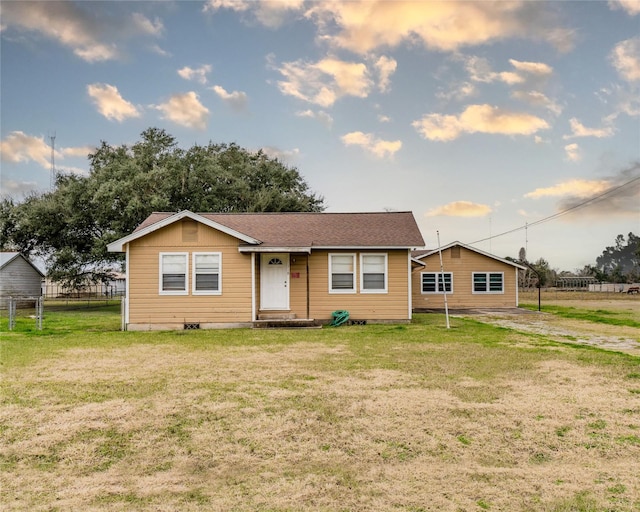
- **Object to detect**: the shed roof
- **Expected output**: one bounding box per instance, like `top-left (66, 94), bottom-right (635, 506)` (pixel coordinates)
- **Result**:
top-left (109, 210), bottom-right (425, 252)
top-left (0, 252), bottom-right (45, 276)
top-left (412, 242), bottom-right (526, 270)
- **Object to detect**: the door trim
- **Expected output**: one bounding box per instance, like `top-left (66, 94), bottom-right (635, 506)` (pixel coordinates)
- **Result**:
top-left (260, 253), bottom-right (290, 310)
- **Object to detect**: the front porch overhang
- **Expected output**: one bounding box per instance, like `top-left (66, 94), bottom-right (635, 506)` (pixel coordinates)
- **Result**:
top-left (239, 246), bottom-right (311, 254)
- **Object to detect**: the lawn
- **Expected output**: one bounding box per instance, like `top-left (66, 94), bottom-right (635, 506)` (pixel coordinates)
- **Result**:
top-left (1, 304), bottom-right (639, 511)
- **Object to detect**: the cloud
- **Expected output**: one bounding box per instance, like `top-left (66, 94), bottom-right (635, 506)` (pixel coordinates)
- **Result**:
top-left (0, 132), bottom-right (56, 169)
top-left (564, 143), bottom-right (581, 162)
top-left (525, 179), bottom-right (611, 199)
top-left (61, 146), bottom-right (94, 158)
top-left (610, 37), bottom-right (640, 82)
top-left (87, 83), bottom-right (141, 122)
top-left (204, 0), bottom-right (304, 28)
top-left (425, 201), bottom-right (492, 217)
top-left (149, 44), bottom-right (171, 57)
top-left (131, 12), bottom-right (164, 36)
top-left (0, 131), bottom-right (91, 170)
top-left (153, 92), bottom-right (209, 130)
top-left (341, 131), bottom-right (402, 158)
top-left (563, 118), bottom-right (615, 139)
top-left (1, 2), bottom-right (163, 62)
top-left (272, 56), bottom-right (373, 107)
top-left (378, 114), bottom-right (391, 123)
top-left (412, 104), bottom-right (549, 141)
top-left (555, 165), bottom-right (640, 217)
top-left (526, 165), bottom-right (640, 218)
top-left (465, 57), bottom-right (552, 85)
top-left (436, 82), bottom-right (477, 102)
top-left (305, 1), bottom-right (574, 54)
top-left (509, 59), bottom-right (553, 77)
top-left (511, 90), bottom-right (562, 115)
top-left (0, 180), bottom-right (42, 197)
top-left (211, 85), bottom-right (248, 110)
top-left (374, 56), bottom-right (397, 92)
top-left (260, 146), bottom-right (300, 161)
top-left (295, 109), bottom-right (334, 128)
top-left (609, 0), bottom-right (640, 16)
top-left (178, 65), bottom-right (212, 84)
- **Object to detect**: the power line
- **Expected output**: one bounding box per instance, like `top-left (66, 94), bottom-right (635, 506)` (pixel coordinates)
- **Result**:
top-left (469, 174), bottom-right (640, 246)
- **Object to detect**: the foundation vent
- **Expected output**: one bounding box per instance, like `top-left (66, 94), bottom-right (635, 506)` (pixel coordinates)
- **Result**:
top-left (184, 323), bottom-right (200, 330)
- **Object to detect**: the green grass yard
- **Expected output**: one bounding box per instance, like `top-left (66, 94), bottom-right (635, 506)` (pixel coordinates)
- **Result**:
top-left (1, 303), bottom-right (639, 511)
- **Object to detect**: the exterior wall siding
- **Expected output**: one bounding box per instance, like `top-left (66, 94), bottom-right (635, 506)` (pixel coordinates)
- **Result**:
top-left (0, 257), bottom-right (43, 299)
top-left (124, 219), bottom-right (414, 328)
top-left (412, 247), bottom-right (520, 309)
top-left (127, 221), bottom-right (253, 328)
top-left (307, 249), bottom-right (410, 321)
top-left (288, 254), bottom-right (309, 319)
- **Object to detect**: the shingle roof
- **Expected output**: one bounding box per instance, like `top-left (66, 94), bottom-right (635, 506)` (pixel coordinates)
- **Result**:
top-left (132, 210), bottom-right (425, 249)
top-left (412, 242), bottom-right (526, 270)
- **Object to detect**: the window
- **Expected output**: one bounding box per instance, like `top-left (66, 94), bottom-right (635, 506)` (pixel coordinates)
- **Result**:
top-left (193, 252), bottom-right (221, 294)
top-left (473, 272), bottom-right (504, 293)
top-left (329, 254), bottom-right (356, 293)
top-left (421, 272), bottom-right (452, 293)
top-left (160, 253), bottom-right (188, 294)
top-left (360, 254), bottom-right (387, 293)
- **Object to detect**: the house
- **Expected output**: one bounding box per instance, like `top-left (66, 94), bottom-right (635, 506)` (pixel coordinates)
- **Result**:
top-left (0, 252), bottom-right (45, 307)
top-left (107, 210), bottom-right (425, 330)
top-left (411, 242), bottom-right (526, 311)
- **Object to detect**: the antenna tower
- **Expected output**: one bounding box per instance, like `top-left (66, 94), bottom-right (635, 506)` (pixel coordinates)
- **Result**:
top-left (49, 132), bottom-right (56, 190)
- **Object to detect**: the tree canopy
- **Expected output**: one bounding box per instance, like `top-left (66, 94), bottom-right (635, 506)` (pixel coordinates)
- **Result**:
top-left (594, 232), bottom-right (639, 283)
top-left (0, 128), bottom-right (324, 286)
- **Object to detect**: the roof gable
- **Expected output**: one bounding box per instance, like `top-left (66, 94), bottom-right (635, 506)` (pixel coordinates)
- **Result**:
top-left (107, 211), bottom-right (261, 252)
top-left (0, 252), bottom-right (45, 276)
top-left (413, 242), bottom-right (526, 270)
top-left (108, 210), bottom-right (425, 253)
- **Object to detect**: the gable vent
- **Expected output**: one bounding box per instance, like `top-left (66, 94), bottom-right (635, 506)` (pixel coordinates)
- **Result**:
top-left (182, 220), bottom-right (198, 242)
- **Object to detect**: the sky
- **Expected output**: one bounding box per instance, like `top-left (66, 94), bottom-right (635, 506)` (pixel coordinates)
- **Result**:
top-left (1, 0), bottom-right (639, 272)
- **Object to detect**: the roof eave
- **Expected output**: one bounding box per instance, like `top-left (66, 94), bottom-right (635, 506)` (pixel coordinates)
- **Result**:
top-left (107, 210), bottom-right (262, 252)
top-left (239, 246), bottom-right (311, 254)
top-left (415, 241), bottom-right (527, 269)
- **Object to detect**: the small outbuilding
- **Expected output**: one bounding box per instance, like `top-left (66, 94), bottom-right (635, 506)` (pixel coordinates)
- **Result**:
top-left (0, 252), bottom-right (45, 306)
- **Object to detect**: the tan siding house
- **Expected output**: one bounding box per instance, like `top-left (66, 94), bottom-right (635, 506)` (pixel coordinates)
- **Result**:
top-left (108, 210), bottom-right (424, 330)
top-left (411, 242), bottom-right (526, 311)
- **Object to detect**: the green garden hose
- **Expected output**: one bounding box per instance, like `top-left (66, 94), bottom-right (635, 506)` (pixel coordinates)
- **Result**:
top-left (330, 310), bottom-right (349, 327)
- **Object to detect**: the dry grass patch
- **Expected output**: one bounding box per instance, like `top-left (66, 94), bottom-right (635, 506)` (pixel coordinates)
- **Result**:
top-left (1, 313), bottom-right (639, 511)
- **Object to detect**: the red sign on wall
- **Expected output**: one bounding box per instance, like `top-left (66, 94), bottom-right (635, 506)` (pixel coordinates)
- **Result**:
top-left (291, 272), bottom-right (300, 278)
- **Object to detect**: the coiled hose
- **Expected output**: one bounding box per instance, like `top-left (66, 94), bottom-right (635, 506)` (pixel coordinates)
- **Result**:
top-left (330, 310), bottom-right (349, 327)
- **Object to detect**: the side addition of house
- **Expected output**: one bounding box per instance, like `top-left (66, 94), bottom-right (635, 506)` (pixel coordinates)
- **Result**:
top-left (107, 210), bottom-right (425, 330)
top-left (411, 242), bottom-right (526, 311)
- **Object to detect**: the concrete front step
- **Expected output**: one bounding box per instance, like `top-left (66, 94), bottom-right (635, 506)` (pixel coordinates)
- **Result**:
top-left (257, 312), bottom-right (297, 320)
top-left (253, 318), bottom-right (319, 329)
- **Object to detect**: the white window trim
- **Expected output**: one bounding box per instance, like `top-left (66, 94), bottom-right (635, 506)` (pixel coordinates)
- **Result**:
top-left (360, 253), bottom-right (388, 294)
top-left (472, 271), bottom-right (504, 294)
top-left (192, 252), bottom-right (222, 295)
top-left (329, 253), bottom-right (356, 294)
top-left (421, 272), bottom-right (453, 294)
top-left (159, 252), bottom-right (189, 295)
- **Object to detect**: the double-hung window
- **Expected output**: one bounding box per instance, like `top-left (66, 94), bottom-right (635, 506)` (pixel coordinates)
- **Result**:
top-left (329, 254), bottom-right (356, 293)
top-left (473, 272), bottom-right (504, 293)
top-left (360, 254), bottom-right (387, 293)
top-left (421, 272), bottom-right (452, 293)
top-left (193, 252), bottom-right (221, 294)
top-left (159, 253), bottom-right (188, 295)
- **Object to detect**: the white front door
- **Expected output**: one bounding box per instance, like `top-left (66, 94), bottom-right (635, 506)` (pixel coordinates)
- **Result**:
top-left (260, 254), bottom-right (289, 310)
